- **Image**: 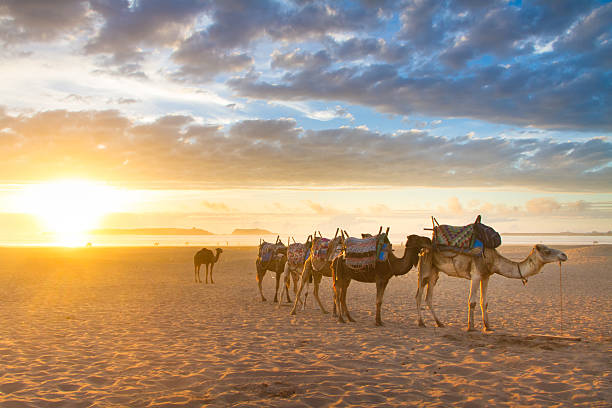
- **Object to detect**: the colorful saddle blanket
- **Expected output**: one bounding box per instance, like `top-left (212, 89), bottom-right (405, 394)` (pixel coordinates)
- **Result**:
top-left (433, 224), bottom-right (475, 249)
top-left (311, 238), bottom-right (341, 262)
top-left (344, 234), bottom-right (390, 269)
top-left (287, 243), bottom-right (308, 267)
top-left (259, 242), bottom-right (286, 263)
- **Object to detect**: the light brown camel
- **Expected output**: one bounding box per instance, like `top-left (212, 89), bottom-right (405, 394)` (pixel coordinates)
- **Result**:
top-left (332, 234), bottom-right (432, 326)
top-left (279, 236), bottom-right (313, 307)
top-left (289, 234), bottom-right (343, 316)
top-left (256, 238), bottom-right (287, 303)
top-left (193, 248), bottom-right (223, 283)
top-left (416, 244), bottom-right (568, 331)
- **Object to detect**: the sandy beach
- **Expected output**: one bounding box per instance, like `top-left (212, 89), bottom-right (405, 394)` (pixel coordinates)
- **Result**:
top-left (0, 244), bottom-right (610, 407)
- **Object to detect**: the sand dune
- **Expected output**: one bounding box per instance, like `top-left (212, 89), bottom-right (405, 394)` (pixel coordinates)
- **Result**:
top-left (0, 244), bottom-right (610, 407)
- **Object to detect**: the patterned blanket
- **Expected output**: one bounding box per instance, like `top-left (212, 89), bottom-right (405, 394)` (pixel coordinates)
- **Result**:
top-left (258, 242), bottom-right (286, 263)
top-left (311, 237), bottom-right (341, 262)
top-left (287, 242), bottom-right (308, 267)
top-left (344, 234), bottom-right (390, 269)
top-left (433, 224), bottom-right (475, 249)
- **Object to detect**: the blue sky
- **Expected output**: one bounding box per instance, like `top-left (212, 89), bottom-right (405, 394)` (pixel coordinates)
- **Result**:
top-left (0, 0), bottom-right (610, 238)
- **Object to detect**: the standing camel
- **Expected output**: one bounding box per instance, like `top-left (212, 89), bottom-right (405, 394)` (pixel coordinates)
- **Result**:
top-left (256, 237), bottom-right (287, 302)
top-left (279, 236), bottom-right (312, 307)
top-left (289, 233), bottom-right (343, 316)
top-left (332, 234), bottom-right (432, 326)
top-left (416, 244), bottom-right (568, 331)
top-left (194, 248), bottom-right (223, 283)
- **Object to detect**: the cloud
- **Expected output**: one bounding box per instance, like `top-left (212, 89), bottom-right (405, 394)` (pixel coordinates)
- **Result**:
top-left (2, 2), bottom-right (608, 131)
top-left (0, 108), bottom-right (610, 191)
top-left (525, 198), bottom-right (562, 215)
top-left (202, 201), bottom-right (232, 212)
top-left (228, 57), bottom-right (612, 131)
top-left (303, 200), bottom-right (339, 215)
top-left (447, 197), bottom-right (464, 214)
top-left (0, 0), bottom-right (90, 44)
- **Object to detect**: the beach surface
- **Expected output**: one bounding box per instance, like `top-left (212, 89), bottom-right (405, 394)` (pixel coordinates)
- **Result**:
top-left (0, 244), bottom-right (610, 407)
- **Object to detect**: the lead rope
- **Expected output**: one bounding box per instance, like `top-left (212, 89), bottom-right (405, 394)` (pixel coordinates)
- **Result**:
top-left (517, 263), bottom-right (528, 285)
top-left (559, 261), bottom-right (563, 334)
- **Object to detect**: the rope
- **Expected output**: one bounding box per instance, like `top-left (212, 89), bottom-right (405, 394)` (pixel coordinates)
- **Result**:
top-left (559, 261), bottom-right (563, 333)
top-left (517, 263), bottom-right (528, 285)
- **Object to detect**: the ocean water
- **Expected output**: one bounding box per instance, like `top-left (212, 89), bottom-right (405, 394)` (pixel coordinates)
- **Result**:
top-left (2, 232), bottom-right (610, 247)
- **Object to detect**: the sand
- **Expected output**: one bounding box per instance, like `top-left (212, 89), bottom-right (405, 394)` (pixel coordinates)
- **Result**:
top-left (0, 244), bottom-right (610, 407)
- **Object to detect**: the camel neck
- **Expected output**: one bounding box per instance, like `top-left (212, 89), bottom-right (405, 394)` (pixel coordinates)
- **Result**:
top-left (489, 249), bottom-right (542, 280)
top-left (389, 245), bottom-right (418, 276)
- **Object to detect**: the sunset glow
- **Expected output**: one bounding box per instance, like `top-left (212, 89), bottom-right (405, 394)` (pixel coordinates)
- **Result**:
top-left (14, 180), bottom-right (127, 245)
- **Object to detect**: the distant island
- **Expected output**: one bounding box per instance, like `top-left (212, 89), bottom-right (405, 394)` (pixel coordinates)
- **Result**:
top-left (232, 228), bottom-right (276, 235)
top-left (502, 231), bottom-right (612, 236)
top-left (91, 228), bottom-right (214, 235)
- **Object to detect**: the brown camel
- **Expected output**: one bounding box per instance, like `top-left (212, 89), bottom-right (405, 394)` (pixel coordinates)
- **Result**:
top-left (332, 234), bottom-right (432, 326)
top-left (289, 233), bottom-right (343, 316)
top-left (256, 237), bottom-right (287, 303)
top-left (194, 248), bottom-right (223, 283)
top-left (416, 244), bottom-right (568, 331)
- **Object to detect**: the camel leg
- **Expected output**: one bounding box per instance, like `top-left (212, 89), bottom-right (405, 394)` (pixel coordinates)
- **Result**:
top-left (480, 276), bottom-right (492, 331)
top-left (425, 271), bottom-right (444, 327)
top-left (375, 278), bottom-right (390, 326)
top-left (290, 263), bottom-right (311, 315)
top-left (279, 263), bottom-right (289, 307)
top-left (292, 269), bottom-right (299, 297)
top-left (415, 272), bottom-right (427, 327)
top-left (467, 277), bottom-right (480, 332)
top-left (256, 263), bottom-right (267, 302)
top-left (209, 263), bottom-right (214, 284)
top-left (340, 279), bottom-right (355, 322)
top-left (312, 272), bottom-right (329, 315)
top-left (273, 271), bottom-right (281, 303)
top-left (284, 266), bottom-right (293, 303)
top-left (334, 281), bottom-right (345, 323)
top-left (331, 262), bottom-right (345, 323)
top-left (205, 264), bottom-right (209, 284)
top-left (194, 265), bottom-right (201, 283)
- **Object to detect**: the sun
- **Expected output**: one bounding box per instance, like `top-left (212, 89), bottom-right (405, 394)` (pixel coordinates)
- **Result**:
top-left (15, 180), bottom-right (126, 246)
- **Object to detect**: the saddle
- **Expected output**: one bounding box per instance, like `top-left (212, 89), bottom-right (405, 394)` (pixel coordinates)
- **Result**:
top-left (311, 236), bottom-right (342, 263)
top-left (431, 215), bottom-right (501, 254)
top-left (287, 242), bottom-right (308, 267)
top-left (343, 230), bottom-right (391, 270)
top-left (258, 237), bottom-right (286, 264)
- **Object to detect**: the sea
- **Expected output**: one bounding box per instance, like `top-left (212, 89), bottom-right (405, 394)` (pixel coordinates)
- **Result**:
top-left (2, 233), bottom-right (610, 247)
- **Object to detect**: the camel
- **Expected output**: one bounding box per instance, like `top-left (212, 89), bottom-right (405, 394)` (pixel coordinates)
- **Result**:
top-left (416, 244), bottom-right (568, 331)
top-left (256, 237), bottom-right (287, 303)
top-left (332, 234), bottom-right (432, 326)
top-left (279, 236), bottom-right (312, 307)
top-left (193, 248), bottom-right (223, 283)
top-left (289, 232), bottom-right (343, 316)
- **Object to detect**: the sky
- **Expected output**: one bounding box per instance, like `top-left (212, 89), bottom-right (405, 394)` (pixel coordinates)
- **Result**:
top-left (0, 0), bottom-right (611, 244)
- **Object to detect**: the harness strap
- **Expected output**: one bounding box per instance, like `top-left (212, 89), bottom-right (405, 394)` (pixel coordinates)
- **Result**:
top-left (517, 263), bottom-right (528, 285)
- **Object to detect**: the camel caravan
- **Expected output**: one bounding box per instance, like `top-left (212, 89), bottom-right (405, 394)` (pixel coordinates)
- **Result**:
top-left (196, 214), bottom-right (568, 331)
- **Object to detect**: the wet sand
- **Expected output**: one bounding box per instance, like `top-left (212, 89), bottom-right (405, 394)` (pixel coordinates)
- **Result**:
top-left (0, 244), bottom-right (610, 407)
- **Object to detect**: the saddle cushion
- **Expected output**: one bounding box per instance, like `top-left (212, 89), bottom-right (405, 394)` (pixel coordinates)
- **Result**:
top-left (433, 224), bottom-right (475, 249)
top-left (344, 234), bottom-right (390, 269)
top-left (287, 243), bottom-right (307, 267)
top-left (312, 238), bottom-right (330, 262)
top-left (259, 242), bottom-right (285, 263)
top-left (311, 238), bottom-right (341, 262)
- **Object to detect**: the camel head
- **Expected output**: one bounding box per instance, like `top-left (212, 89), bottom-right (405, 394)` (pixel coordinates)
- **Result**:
top-left (405, 235), bottom-right (432, 250)
top-left (215, 248), bottom-right (223, 254)
top-left (401, 235), bottom-right (432, 265)
top-left (533, 244), bottom-right (568, 264)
